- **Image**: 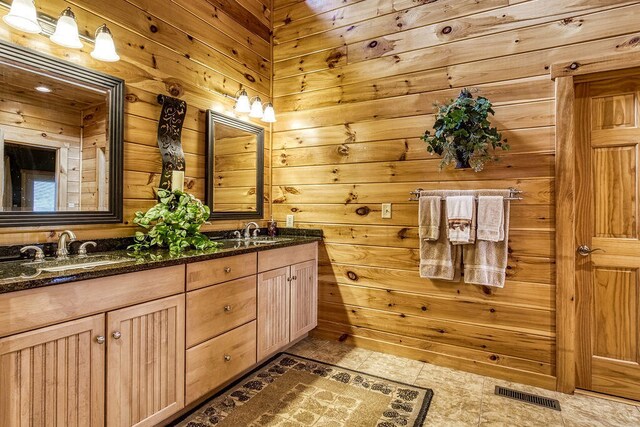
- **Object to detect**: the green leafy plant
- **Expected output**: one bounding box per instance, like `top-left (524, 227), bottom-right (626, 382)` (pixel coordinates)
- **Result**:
top-left (128, 188), bottom-right (219, 254)
top-left (422, 88), bottom-right (509, 172)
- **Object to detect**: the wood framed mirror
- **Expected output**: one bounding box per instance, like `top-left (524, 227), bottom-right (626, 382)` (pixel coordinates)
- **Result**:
top-left (205, 111), bottom-right (264, 220)
top-left (0, 40), bottom-right (123, 226)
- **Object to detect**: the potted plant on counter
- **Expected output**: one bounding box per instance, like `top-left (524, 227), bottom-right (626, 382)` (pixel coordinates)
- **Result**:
top-left (422, 88), bottom-right (509, 172)
top-left (128, 188), bottom-right (219, 254)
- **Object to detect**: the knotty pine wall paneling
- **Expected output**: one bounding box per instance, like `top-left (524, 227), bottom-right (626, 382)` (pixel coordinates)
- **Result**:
top-left (0, 0), bottom-right (272, 244)
top-left (272, 0), bottom-right (640, 389)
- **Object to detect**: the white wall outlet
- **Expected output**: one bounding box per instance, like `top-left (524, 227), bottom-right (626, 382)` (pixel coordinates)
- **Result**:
top-left (382, 203), bottom-right (392, 219)
top-left (286, 214), bottom-right (295, 227)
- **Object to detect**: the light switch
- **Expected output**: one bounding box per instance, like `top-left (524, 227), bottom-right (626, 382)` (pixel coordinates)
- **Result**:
top-left (286, 214), bottom-right (294, 227)
top-left (382, 203), bottom-right (392, 219)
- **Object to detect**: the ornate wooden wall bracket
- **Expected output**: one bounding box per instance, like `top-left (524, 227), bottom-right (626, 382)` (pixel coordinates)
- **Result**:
top-left (156, 94), bottom-right (187, 192)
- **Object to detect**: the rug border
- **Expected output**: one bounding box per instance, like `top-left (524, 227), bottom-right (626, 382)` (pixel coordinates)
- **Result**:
top-left (171, 351), bottom-right (434, 427)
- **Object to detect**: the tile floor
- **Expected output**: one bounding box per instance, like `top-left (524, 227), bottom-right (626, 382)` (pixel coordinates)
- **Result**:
top-left (287, 337), bottom-right (640, 426)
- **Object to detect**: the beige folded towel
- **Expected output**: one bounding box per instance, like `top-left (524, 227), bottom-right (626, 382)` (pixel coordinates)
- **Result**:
top-left (477, 196), bottom-right (504, 242)
top-left (446, 195), bottom-right (475, 244)
top-left (419, 195), bottom-right (441, 241)
top-left (463, 190), bottom-right (511, 288)
top-left (420, 205), bottom-right (461, 281)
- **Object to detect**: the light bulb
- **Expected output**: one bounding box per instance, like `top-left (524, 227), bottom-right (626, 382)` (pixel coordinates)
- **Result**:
top-left (262, 103), bottom-right (276, 123)
top-left (3, 0), bottom-right (41, 34)
top-left (234, 89), bottom-right (251, 113)
top-left (90, 24), bottom-right (120, 62)
top-left (249, 96), bottom-right (263, 118)
top-left (50, 8), bottom-right (82, 49)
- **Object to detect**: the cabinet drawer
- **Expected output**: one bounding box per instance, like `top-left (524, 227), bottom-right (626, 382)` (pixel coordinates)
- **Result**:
top-left (0, 265), bottom-right (185, 338)
top-left (186, 321), bottom-right (256, 404)
top-left (186, 253), bottom-right (257, 291)
top-left (186, 276), bottom-right (257, 348)
top-left (258, 242), bottom-right (317, 272)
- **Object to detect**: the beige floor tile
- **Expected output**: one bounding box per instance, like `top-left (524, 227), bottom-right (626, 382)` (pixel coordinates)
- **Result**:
top-left (357, 351), bottom-right (424, 384)
top-left (289, 338), bottom-right (373, 370)
top-left (479, 379), bottom-right (564, 427)
top-left (559, 393), bottom-right (640, 427)
top-left (288, 336), bottom-right (327, 358)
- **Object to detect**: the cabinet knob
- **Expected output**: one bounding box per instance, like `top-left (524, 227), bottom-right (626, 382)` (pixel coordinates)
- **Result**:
top-left (224, 354), bottom-right (232, 362)
top-left (224, 305), bottom-right (232, 312)
top-left (292, 276), bottom-right (297, 280)
top-left (287, 277), bottom-right (292, 282)
top-left (96, 335), bottom-right (105, 344)
top-left (224, 267), bottom-right (231, 273)
top-left (112, 331), bottom-right (122, 340)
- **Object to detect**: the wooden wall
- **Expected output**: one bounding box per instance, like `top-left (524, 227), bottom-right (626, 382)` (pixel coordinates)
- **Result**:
top-left (0, 0), bottom-right (272, 244)
top-left (271, 0), bottom-right (640, 389)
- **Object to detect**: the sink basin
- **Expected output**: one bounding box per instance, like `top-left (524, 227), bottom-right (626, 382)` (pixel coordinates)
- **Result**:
top-left (215, 237), bottom-right (293, 247)
top-left (24, 255), bottom-right (131, 273)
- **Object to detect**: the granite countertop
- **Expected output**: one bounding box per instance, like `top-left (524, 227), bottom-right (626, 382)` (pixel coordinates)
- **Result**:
top-left (0, 230), bottom-right (321, 295)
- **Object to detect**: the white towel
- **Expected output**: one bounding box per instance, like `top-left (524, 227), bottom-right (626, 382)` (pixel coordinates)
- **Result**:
top-left (419, 195), bottom-right (441, 241)
top-left (446, 196), bottom-right (474, 244)
top-left (477, 196), bottom-right (504, 242)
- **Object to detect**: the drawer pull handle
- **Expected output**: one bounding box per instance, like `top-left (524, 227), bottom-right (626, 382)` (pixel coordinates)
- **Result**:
top-left (224, 267), bottom-right (231, 273)
top-left (112, 331), bottom-right (122, 340)
top-left (224, 354), bottom-right (232, 362)
top-left (96, 336), bottom-right (105, 345)
top-left (224, 305), bottom-right (232, 312)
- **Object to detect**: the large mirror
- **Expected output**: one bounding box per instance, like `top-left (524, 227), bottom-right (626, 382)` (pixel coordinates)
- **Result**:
top-left (206, 111), bottom-right (264, 219)
top-left (0, 40), bottom-right (123, 226)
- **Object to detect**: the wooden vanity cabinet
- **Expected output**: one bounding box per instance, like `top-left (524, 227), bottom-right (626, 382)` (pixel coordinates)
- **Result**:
top-left (257, 243), bottom-right (318, 361)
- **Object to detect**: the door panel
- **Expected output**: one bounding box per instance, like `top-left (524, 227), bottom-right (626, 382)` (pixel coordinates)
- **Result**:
top-left (0, 314), bottom-right (105, 427)
top-left (290, 260), bottom-right (318, 341)
top-left (106, 294), bottom-right (185, 427)
top-left (257, 266), bottom-right (290, 361)
top-left (576, 76), bottom-right (640, 401)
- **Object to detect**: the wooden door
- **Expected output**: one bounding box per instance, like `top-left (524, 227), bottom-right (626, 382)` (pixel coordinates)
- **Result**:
top-left (106, 294), bottom-right (185, 427)
top-left (575, 72), bottom-right (640, 400)
top-left (257, 266), bottom-right (290, 361)
top-left (0, 314), bottom-right (105, 427)
top-left (290, 260), bottom-right (318, 341)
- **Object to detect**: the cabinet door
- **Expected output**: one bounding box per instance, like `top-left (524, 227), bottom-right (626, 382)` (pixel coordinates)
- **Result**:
top-left (106, 294), bottom-right (185, 427)
top-left (0, 314), bottom-right (105, 427)
top-left (257, 266), bottom-right (290, 361)
top-left (290, 260), bottom-right (318, 341)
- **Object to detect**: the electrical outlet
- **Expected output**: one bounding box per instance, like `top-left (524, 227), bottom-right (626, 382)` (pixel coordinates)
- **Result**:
top-left (286, 214), bottom-right (295, 227)
top-left (382, 203), bottom-right (392, 219)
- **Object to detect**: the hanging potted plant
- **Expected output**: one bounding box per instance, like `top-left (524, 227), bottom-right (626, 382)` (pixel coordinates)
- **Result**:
top-left (422, 89), bottom-right (509, 172)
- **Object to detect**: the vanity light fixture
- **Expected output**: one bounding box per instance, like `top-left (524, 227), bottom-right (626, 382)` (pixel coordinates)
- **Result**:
top-left (262, 103), bottom-right (276, 123)
top-left (50, 7), bottom-right (82, 49)
top-left (234, 89), bottom-right (251, 114)
top-left (34, 85), bottom-right (51, 93)
top-left (90, 24), bottom-right (119, 62)
top-left (2, 0), bottom-right (41, 34)
top-left (249, 96), bottom-right (264, 119)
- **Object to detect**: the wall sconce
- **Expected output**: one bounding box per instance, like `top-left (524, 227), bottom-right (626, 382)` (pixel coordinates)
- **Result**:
top-left (1, 0), bottom-right (120, 62)
top-left (50, 7), bottom-right (82, 49)
top-left (2, 0), bottom-right (41, 33)
top-left (249, 96), bottom-right (263, 119)
top-left (262, 103), bottom-right (276, 123)
top-left (225, 90), bottom-right (276, 123)
top-left (234, 89), bottom-right (251, 113)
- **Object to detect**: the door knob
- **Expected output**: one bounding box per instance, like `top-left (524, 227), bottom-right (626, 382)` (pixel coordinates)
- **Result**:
top-left (577, 245), bottom-right (605, 256)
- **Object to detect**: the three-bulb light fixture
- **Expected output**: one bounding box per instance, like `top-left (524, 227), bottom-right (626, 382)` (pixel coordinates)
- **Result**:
top-left (231, 89), bottom-right (276, 123)
top-left (2, 0), bottom-right (120, 62)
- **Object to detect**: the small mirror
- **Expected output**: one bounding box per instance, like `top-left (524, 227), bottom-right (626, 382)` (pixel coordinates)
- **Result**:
top-left (206, 111), bottom-right (264, 219)
top-left (0, 41), bottom-right (123, 226)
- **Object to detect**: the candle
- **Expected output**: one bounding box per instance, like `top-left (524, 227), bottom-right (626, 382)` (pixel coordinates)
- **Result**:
top-left (171, 170), bottom-right (185, 192)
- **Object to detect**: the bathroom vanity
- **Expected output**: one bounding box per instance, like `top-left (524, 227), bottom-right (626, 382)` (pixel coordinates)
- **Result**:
top-left (0, 238), bottom-right (319, 427)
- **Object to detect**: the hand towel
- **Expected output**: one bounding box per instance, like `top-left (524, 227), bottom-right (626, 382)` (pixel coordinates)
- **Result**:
top-left (420, 204), bottom-right (462, 281)
top-left (446, 195), bottom-right (475, 244)
top-left (419, 195), bottom-right (441, 241)
top-left (477, 196), bottom-right (504, 242)
top-left (463, 190), bottom-right (511, 288)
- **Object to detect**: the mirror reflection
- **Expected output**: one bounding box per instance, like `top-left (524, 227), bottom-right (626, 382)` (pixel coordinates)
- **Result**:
top-left (206, 111), bottom-right (264, 219)
top-left (0, 63), bottom-right (110, 212)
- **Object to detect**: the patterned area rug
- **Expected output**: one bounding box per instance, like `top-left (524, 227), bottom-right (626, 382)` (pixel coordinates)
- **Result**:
top-left (175, 353), bottom-right (433, 427)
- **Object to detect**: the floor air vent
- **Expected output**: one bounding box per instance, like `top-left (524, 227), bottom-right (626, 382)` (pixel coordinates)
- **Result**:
top-left (494, 386), bottom-right (561, 411)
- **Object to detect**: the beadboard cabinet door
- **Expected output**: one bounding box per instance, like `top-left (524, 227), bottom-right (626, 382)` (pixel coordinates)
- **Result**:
top-left (106, 294), bottom-right (185, 427)
top-left (257, 266), bottom-right (290, 361)
top-left (0, 314), bottom-right (105, 427)
top-left (290, 260), bottom-right (318, 342)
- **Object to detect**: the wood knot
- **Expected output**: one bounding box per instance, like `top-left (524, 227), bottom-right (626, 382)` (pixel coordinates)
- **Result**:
top-left (441, 25), bottom-right (452, 35)
top-left (338, 334), bottom-right (348, 342)
top-left (337, 145), bottom-right (349, 155)
top-left (489, 355), bottom-right (498, 361)
top-left (569, 62), bottom-right (580, 70)
top-left (355, 206), bottom-right (371, 216)
top-left (368, 40), bottom-right (378, 48)
top-left (165, 82), bottom-right (184, 97)
top-left (149, 25), bottom-right (158, 33)
top-left (244, 73), bottom-right (256, 83)
top-left (346, 271), bottom-right (358, 281)
top-left (125, 94), bottom-right (139, 103)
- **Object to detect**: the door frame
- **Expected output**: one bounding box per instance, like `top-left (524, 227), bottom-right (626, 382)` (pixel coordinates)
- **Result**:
top-left (553, 52), bottom-right (640, 394)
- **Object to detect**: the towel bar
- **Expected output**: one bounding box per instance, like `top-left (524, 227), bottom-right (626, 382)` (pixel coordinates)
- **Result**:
top-left (408, 187), bottom-right (523, 201)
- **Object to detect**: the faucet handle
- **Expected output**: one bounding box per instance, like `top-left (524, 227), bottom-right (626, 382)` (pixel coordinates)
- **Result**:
top-left (78, 241), bottom-right (97, 257)
top-left (20, 245), bottom-right (45, 262)
top-left (232, 230), bottom-right (242, 239)
top-left (252, 229), bottom-right (260, 238)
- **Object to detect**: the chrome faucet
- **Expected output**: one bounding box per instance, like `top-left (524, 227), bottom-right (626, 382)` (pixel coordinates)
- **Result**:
top-left (243, 222), bottom-right (260, 239)
top-left (56, 230), bottom-right (77, 259)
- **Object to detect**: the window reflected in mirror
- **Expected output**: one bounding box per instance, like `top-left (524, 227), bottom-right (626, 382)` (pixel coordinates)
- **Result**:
top-left (0, 64), bottom-right (110, 212)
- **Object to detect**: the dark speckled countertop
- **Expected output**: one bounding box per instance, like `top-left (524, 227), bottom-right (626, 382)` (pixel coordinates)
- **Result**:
top-left (0, 228), bottom-right (322, 295)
